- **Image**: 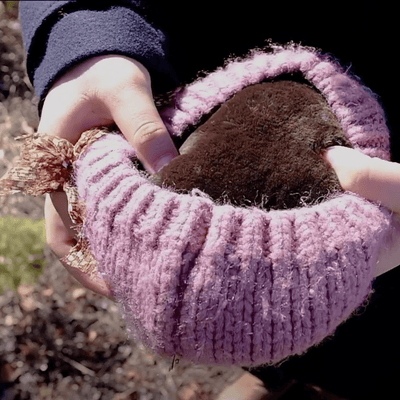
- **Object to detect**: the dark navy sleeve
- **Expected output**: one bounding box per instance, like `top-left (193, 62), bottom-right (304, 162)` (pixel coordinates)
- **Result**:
top-left (20, 1), bottom-right (177, 113)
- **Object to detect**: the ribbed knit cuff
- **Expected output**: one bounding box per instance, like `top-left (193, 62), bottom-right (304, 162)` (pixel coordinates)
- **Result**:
top-left (71, 45), bottom-right (393, 366)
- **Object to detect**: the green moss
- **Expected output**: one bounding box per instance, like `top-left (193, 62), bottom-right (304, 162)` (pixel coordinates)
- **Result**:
top-left (0, 216), bottom-right (47, 295)
top-left (5, 1), bottom-right (18, 14)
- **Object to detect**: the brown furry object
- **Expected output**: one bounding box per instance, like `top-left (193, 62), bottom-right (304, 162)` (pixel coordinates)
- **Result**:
top-left (151, 80), bottom-right (353, 211)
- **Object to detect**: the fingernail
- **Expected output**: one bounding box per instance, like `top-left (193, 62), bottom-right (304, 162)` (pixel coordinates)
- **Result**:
top-left (154, 155), bottom-right (174, 173)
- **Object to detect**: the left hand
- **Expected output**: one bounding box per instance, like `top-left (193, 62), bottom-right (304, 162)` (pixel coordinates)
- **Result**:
top-left (39, 55), bottom-right (179, 300)
top-left (323, 146), bottom-right (400, 277)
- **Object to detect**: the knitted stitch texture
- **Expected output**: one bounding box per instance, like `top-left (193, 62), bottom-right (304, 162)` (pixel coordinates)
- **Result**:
top-left (71, 45), bottom-right (392, 366)
top-left (0, 44), bottom-right (392, 367)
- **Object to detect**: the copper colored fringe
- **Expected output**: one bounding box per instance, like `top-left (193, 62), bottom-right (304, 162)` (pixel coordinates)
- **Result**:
top-left (0, 127), bottom-right (113, 278)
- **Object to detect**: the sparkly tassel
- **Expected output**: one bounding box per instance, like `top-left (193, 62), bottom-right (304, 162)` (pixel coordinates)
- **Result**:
top-left (0, 132), bottom-right (74, 195)
top-left (0, 127), bottom-right (112, 277)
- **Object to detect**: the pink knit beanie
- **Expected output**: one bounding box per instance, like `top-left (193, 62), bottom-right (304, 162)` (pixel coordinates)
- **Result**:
top-left (0, 44), bottom-right (393, 367)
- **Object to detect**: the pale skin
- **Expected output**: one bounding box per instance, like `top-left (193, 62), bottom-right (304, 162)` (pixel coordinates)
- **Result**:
top-left (323, 146), bottom-right (400, 278)
top-left (41, 55), bottom-right (179, 301)
top-left (41, 55), bottom-right (400, 301)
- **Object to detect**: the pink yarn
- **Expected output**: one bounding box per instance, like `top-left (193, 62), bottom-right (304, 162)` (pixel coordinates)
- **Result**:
top-left (73, 45), bottom-right (392, 366)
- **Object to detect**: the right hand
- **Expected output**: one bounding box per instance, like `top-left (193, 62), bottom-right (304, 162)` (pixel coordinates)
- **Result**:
top-left (323, 146), bottom-right (400, 278)
top-left (39, 55), bottom-right (179, 299)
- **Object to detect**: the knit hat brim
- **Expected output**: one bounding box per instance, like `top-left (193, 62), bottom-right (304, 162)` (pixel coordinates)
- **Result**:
top-left (72, 44), bottom-right (392, 366)
top-left (0, 44), bottom-right (393, 367)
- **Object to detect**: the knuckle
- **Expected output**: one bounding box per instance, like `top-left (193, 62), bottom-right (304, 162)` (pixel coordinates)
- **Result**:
top-left (134, 121), bottom-right (166, 145)
top-left (95, 63), bottom-right (148, 95)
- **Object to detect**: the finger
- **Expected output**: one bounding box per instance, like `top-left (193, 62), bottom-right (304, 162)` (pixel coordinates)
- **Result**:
top-left (60, 258), bottom-right (116, 302)
top-left (37, 57), bottom-right (114, 144)
top-left (44, 193), bottom-right (77, 252)
top-left (323, 146), bottom-right (371, 193)
top-left (38, 89), bottom-right (113, 144)
top-left (325, 147), bottom-right (400, 214)
top-left (361, 156), bottom-right (400, 215)
top-left (109, 81), bottom-right (179, 174)
top-left (44, 195), bottom-right (115, 301)
top-left (49, 190), bottom-right (79, 241)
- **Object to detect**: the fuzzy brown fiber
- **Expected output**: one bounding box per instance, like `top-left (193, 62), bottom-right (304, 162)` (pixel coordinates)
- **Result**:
top-left (151, 80), bottom-right (353, 211)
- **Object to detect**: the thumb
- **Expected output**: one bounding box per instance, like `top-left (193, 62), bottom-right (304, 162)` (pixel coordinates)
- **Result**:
top-left (324, 146), bottom-right (400, 214)
top-left (322, 146), bottom-right (371, 193)
top-left (110, 85), bottom-right (179, 174)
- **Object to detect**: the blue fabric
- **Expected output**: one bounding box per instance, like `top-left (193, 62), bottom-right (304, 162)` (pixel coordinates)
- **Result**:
top-left (20, 1), bottom-right (177, 111)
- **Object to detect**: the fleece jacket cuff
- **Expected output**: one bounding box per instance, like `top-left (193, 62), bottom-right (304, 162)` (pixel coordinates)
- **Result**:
top-left (22, 5), bottom-right (177, 114)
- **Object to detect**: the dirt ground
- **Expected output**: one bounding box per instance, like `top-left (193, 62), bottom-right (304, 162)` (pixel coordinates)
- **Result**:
top-left (0, 3), bottom-right (247, 399)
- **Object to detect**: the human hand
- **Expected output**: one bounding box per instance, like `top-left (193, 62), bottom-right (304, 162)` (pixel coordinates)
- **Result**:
top-left (44, 191), bottom-right (115, 300)
top-left (39, 55), bottom-right (179, 299)
top-left (323, 146), bottom-right (400, 277)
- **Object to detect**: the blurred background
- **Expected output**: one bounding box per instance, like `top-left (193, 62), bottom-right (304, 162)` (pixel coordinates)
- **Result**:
top-left (0, 2), bottom-right (243, 399)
